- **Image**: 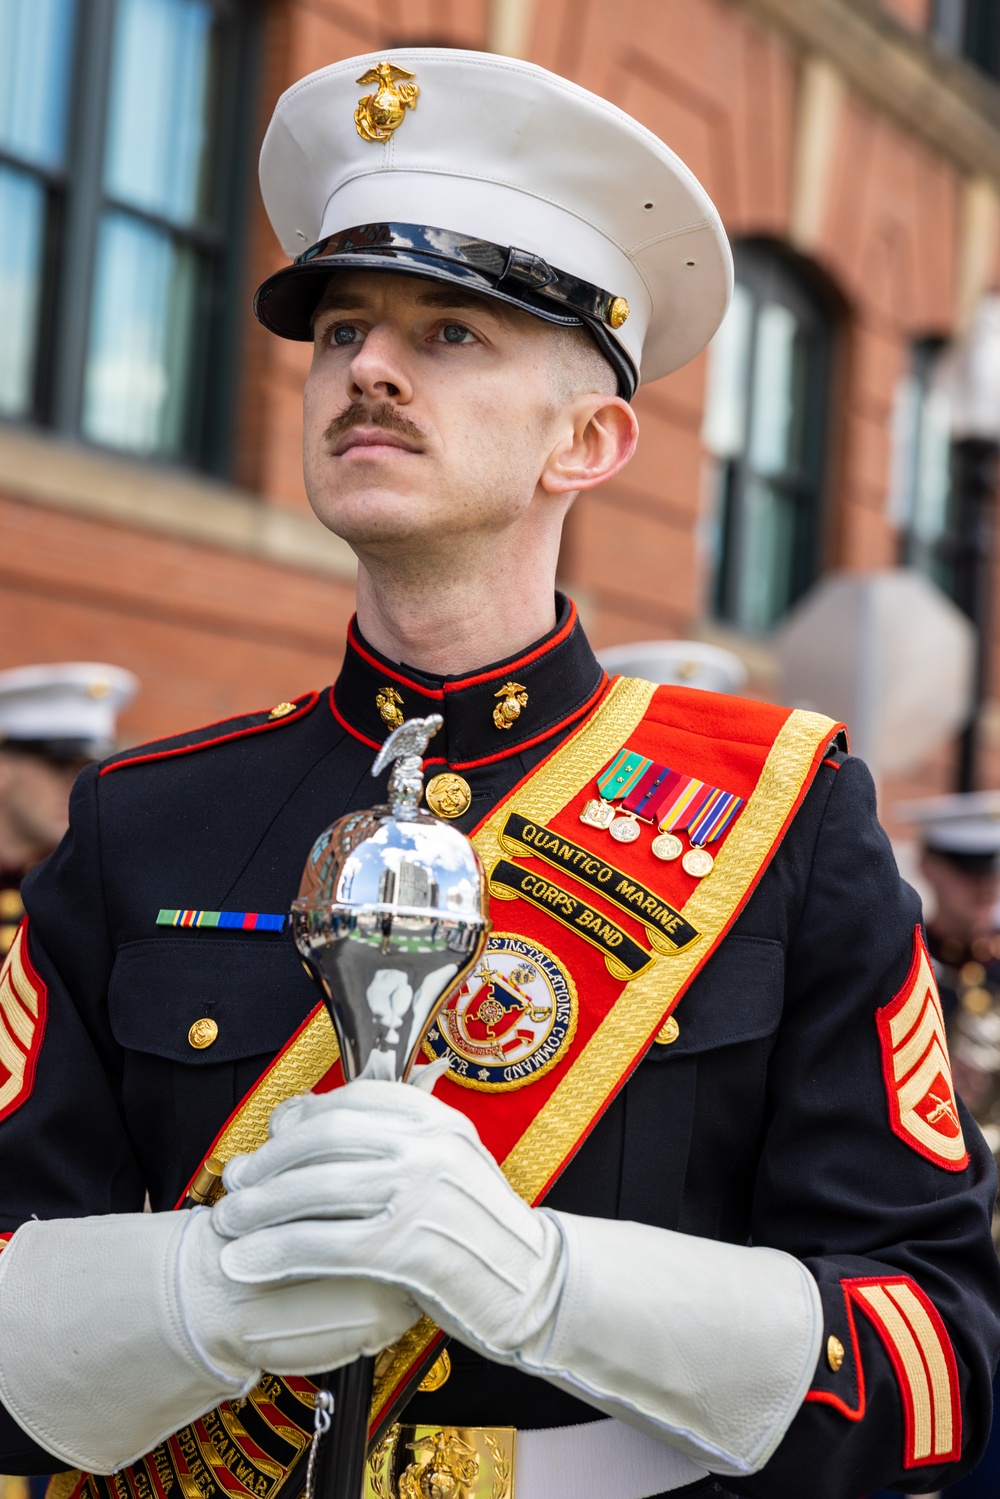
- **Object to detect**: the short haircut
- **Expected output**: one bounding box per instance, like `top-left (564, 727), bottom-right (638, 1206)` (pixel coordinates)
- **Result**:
top-left (552, 324), bottom-right (619, 402)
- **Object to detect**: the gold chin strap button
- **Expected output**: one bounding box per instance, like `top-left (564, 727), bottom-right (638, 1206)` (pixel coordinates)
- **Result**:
top-left (654, 1015), bottom-right (680, 1046)
top-left (608, 296), bottom-right (630, 328)
top-left (425, 773), bottom-right (472, 820)
top-left (189, 1017), bottom-right (219, 1050)
top-left (269, 701), bottom-right (296, 720)
top-left (417, 1349), bottom-right (452, 1392)
top-left (827, 1334), bottom-right (845, 1373)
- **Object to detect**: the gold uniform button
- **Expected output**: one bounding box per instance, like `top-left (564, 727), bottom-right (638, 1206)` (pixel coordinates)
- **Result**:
top-left (188, 1017), bottom-right (219, 1050)
top-left (417, 1349), bottom-right (452, 1392)
top-left (425, 772), bottom-right (472, 819)
top-left (827, 1334), bottom-right (845, 1373)
top-left (268, 701), bottom-right (296, 720)
top-left (654, 1015), bottom-right (680, 1046)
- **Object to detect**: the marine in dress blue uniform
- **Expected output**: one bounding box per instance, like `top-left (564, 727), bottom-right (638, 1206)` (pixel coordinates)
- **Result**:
top-left (0, 47), bottom-right (995, 1499)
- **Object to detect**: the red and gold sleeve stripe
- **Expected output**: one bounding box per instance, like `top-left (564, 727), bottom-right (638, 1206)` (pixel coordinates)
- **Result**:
top-left (807, 1276), bottom-right (961, 1469)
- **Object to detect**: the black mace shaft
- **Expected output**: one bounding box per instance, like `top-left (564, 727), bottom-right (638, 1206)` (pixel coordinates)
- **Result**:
top-left (314, 1356), bottom-right (375, 1499)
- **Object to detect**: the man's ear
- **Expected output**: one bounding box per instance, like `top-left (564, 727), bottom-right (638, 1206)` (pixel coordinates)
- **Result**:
top-left (540, 395), bottom-right (639, 495)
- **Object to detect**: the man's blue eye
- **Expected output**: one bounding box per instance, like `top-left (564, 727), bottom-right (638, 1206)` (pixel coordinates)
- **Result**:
top-left (333, 326), bottom-right (358, 346)
top-left (442, 324), bottom-right (470, 343)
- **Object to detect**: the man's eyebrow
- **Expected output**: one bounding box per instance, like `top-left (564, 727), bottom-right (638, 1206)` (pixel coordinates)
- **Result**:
top-left (413, 287), bottom-right (517, 322)
top-left (312, 289), bottom-right (374, 319)
top-left (311, 283), bottom-right (518, 325)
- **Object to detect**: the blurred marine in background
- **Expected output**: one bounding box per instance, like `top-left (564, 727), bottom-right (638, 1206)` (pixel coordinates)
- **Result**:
top-left (0, 665), bottom-right (137, 959)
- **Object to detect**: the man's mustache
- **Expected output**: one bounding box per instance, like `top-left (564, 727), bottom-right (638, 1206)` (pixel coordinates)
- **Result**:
top-left (323, 400), bottom-right (425, 445)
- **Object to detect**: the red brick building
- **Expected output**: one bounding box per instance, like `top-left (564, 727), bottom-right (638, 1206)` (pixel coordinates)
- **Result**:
top-left (2, 0), bottom-right (999, 809)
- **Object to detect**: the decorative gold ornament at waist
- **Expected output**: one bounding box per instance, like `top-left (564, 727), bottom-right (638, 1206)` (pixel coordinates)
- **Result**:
top-left (366, 1424), bottom-right (514, 1499)
top-left (425, 773), bottom-right (472, 819)
top-left (355, 62), bottom-right (419, 143)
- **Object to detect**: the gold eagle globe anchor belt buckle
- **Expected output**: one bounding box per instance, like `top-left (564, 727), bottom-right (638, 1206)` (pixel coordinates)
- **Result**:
top-left (366, 1423), bottom-right (515, 1499)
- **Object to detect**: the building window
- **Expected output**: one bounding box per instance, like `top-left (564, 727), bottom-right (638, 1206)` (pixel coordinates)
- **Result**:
top-left (702, 240), bottom-right (835, 633)
top-left (933, 0), bottom-right (1000, 79)
top-left (0, 0), bottom-right (256, 472)
top-left (887, 339), bottom-right (956, 594)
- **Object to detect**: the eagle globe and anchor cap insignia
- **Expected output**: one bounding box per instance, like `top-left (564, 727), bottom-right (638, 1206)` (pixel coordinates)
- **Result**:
top-left (354, 62), bottom-right (419, 143)
top-left (424, 933), bottom-right (577, 1090)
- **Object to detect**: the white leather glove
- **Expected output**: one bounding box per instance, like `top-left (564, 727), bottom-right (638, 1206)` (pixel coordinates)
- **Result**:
top-left (217, 1082), bottom-right (822, 1477)
top-left (218, 1081), bottom-right (566, 1356)
top-left (0, 1207), bottom-right (417, 1475)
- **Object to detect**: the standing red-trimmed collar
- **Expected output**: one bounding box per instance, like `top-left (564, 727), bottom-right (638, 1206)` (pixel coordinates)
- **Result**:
top-left (331, 594), bottom-right (607, 770)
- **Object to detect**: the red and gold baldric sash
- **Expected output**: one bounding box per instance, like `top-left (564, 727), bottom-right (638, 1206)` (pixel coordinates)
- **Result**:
top-left (63, 678), bottom-right (839, 1499)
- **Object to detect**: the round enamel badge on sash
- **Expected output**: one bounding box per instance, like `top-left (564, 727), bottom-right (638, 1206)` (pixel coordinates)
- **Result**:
top-left (424, 933), bottom-right (578, 1090)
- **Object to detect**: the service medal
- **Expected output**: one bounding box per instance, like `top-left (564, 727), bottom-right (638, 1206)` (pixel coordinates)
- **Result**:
top-left (580, 797), bottom-right (615, 831)
top-left (609, 812), bottom-right (641, 843)
top-left (682, 847), bottom-right (714, 878)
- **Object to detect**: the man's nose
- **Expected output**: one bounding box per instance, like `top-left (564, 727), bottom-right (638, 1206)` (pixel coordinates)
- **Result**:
top-left (348, 326), bottom-right (413, 404)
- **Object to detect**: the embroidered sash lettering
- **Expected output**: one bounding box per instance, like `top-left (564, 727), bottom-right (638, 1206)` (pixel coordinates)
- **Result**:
top-left (499, 812), bottom-right (698, 952)
top-left (488, 858), bottom-right (653, 978)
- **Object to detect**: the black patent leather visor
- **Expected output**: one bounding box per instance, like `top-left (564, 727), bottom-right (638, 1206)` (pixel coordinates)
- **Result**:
top-left (252, 222), bottom-right (637, 398)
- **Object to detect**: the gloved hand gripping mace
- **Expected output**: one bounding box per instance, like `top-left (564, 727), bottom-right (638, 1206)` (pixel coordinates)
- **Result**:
top-left (289, 716), bottom-right (490, 1498)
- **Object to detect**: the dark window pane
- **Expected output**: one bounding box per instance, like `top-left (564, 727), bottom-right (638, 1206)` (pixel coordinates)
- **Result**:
top-left (702, 281), bottom-right (752, 459)
top-left (933, 0), bottom-right (968, 52)
top-left (704, 241), bottom-right (833, 631)
top-left (82, 210), bottom-right (200, 455)
top-left (736, 478), bottom-right (798, 630)
top-left (103, 0), bottom-right (218, 225)
top-left (0, 164), bottom-right (47, 415)
top-left (0, 0), bottom-right (77, 168)
top-left (965, 0), bottom-right (1000, 77)
top-left (890, 341), bottom-right (956, 595)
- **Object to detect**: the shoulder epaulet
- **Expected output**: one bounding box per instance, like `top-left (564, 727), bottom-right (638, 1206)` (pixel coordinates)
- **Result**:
top-left (99, 690), bottom-right (322, 776)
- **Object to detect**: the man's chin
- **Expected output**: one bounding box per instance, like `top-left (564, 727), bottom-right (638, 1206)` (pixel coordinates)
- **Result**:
top-left (307, 492), bottom-right (442, 550)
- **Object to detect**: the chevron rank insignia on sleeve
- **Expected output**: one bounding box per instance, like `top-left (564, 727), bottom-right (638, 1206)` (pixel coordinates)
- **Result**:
top-left (0, 922), bottom-right (47, 1124)
top-left (877, 927), bottom-right (968, 1172)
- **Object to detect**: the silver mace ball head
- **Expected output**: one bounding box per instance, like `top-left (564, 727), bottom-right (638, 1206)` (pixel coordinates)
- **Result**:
top-left (291, 714), bottom-right (490, 1082)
